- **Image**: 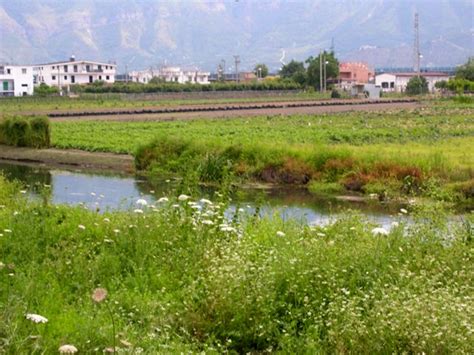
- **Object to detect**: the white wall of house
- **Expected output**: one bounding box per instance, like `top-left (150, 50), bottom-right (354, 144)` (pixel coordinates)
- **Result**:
top-left (33, 59), bottom-right (116, 87)
top-left (0, 65), bottom-right (34, 96)
top-left (376, 73), bottom-right (449, 92)
top-left (129, 67), bottom-right (210, 84)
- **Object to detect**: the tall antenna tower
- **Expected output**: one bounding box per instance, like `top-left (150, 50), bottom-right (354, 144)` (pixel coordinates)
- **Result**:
top-left (414, 12), bottom-right (421, 76)
top-left (233, 55), bottom-right (240, 83)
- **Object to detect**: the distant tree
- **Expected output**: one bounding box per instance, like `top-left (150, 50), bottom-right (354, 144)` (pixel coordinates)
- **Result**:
top-left (405, 76), bottom-right (429, 95)
top-left (455, 57), bottom-right (474, 81)
top-left (279, 60), bottom-right (307, 85)
top-left (254, 63), bottom-right (269, 78)
top-left (306, 51), bottom-right (339, 90)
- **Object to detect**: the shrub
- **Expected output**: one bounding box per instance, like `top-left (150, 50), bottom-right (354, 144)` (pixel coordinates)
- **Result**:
top-left (0, 115), bottom-right (51, 148)
top-left (406, 76), bottom-right (429, 95)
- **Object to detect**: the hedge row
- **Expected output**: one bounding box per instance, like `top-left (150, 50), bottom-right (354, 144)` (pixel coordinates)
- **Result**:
top-left (0, 115), bottom-right (50, 148)
top-left (72, 81), bottom-right (302, 94)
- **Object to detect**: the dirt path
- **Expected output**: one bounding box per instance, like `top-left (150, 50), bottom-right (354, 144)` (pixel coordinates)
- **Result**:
top-left (0, 145), bottom-right (134, 172)
top-left (51, 100), bottom-right (421, 122)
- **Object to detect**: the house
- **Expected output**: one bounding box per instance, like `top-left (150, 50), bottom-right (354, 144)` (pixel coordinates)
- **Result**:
top-left (128, 66), bottom-right (210, 84)
top-left (375, 72), bottom-right (449, 92)
top-left (339, 62), bottom-right (374, 89)
top-left (33, 56), bottom-right (116, 87)
top-left (0, 64), bottom-right (34, 96)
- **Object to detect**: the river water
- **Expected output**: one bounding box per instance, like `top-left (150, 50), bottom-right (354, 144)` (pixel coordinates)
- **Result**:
top-left (0, 161), bottom-right (405, 228)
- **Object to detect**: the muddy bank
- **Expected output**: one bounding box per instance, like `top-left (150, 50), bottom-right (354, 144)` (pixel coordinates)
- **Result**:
top-left (0, 145), bottom-right (134, 172)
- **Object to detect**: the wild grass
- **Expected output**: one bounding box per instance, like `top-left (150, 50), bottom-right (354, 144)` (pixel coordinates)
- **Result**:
top-left (0, 176), bottom-right (472, 353)
top-left (0, 116), bottom-right (50, 148)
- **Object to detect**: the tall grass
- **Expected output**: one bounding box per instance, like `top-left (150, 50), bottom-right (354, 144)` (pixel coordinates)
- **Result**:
top-left (0, 115), bottom-right (50, 148)
top-left (0, 177), bottom-right (472, 353)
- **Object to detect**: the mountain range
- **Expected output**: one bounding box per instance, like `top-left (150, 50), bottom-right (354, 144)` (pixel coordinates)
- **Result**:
top-left (0, 0), bottom-right (472, 72)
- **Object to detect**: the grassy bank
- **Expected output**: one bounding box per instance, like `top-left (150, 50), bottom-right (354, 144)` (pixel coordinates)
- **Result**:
top-left (0, 177), bottom-right (473, 353)
top-left (51, 104), bottom-right (474, 202)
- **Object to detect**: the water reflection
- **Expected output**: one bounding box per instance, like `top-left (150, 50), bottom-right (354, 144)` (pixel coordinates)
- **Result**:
top-left (0, 161), bottom-right (401, 227)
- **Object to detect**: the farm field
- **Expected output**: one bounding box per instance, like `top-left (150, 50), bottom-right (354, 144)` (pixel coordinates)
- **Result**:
top-left (0, 91), bottom-right (330, 115)
top-left (50, 102), bottom-right (474, 203)
top-left (0, 176), bottom-right (473, 353)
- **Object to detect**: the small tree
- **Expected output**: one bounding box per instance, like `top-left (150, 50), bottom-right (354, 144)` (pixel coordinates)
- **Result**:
top-left (405, 76), bottom-right (429, 95)
top-left (254, 63), bottom-right (268, 78)
top-left (306, 51), bottom-right (339, 90)
top-left (280, 60), bottom-right (307, 85)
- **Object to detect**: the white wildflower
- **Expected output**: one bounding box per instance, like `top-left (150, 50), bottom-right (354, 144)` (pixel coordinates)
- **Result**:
top-left (13, 211), bottom-right (19, 216)
top-left (113, 229), bottom-right (120, 234)
top-left (276, 231), bottom-right (286, 237)
top-left (157, 197), bottom-right (169, 203)
top-left (78, 225), bottom-right (86, 230)
top-left (202, 220), bottom-right (214, 225)
top-left (317, 232), bottom-right (326, 237)
top-left (133, 209), bottom-right (144, 214)
top-left (4, 229), bottom-right (12, 233)
top-left (391, 221), bottom-right (400, 228)
top-left (371, 227), bottom-right (389, 236)
top-left (200, 198), bottom-right (213, 205)
top-left (90, 192), bottom-right (96, 196)
top-left (103, 218), bottom-right (110, 223)
top-left (26, 313), bottom-right (48, 324)
top-left (136, 199), bottom-right (148, 206)
top-left (400, 208), bottom-right (408, 214)
top-left (20, 190), bottom-right (27, 194)
top-left (59, 344), bottom-right (78, 354)
top-left (178, 194), bottom-right (190, 201)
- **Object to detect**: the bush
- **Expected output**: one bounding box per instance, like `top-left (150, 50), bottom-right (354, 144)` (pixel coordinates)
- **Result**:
top-left (34, 83), bottom-right (59, 97)
top-left (406, 76), bottom-right (429, 95)
top-left (0, 115), bottom-right (51, 148)
top-left (330, 89), bottom-right (341, 98)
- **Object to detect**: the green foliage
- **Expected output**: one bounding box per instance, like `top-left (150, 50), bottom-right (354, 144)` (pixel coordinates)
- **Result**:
top-left (77, 81), bottom-right (302, 94)
top-left (405, 76), bottom-right (429, 95)
top-left (306, 51), bottom-right (339, 90)
top-left (33, 83), bottom-right (59, 97)
top-left (446, 78), bottom-right (474, 93)
top-left (0, 177), bottom-right (473, 353)
top-left (0, 115), bottom-right (51, 148)
top-left (253, 63), bottom-right (269, 78)
top-left (455, 56), bottom-right (474, 81)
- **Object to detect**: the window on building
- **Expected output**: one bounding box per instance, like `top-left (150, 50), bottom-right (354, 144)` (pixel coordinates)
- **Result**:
top-left (64, 65), bottom-right (68, 72)
top-left (52, 66), bottom-right (55, 69)
top-left (73, 65), bottom-right (78, 73)
top-left (52, 75), bottom-right (56, 80)
top-left (71, 75), bottom-right (75, 83)
top-left (381, 82), bottom-right (389, 88)
top-left (89, 76), bottom-right (93, 83)
top-left (0, 66), bottom-right (4, 75)
top-left (99, 75), bottom-right (102, 80)
top-left (22, 68), bottom-right (27, 74)
top-left (98, 65), bottom-right (102, 70)
top-left (21, 84), bottom-right (28, 87)
top-left (7, 69), bottom-right (11, 74)
top-left (390, 82), bottom-right (395, 88)
top-left (106, 75), bottom-right (110, 80)
top-left (64, 76), bottom-right (68, 80)
top-left (86, 65), bottom-right (90, 72)
top-left (3, 81), bottom-right (8, 91)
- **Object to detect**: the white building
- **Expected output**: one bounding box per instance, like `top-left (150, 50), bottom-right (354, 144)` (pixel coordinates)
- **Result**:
top-left (0, 64), bottom-right (34, 96)
top-left (128, 66), bottom-right (210, 84)
top-left (33, 56), bottom-right (116, 87)
top-left (375, 72), bottom-right (449, 93)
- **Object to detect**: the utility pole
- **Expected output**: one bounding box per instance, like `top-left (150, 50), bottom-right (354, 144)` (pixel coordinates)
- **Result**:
top-left (323, 54), bottom-right (327, 92)
top-left (414, 12), bottom-right (420, 77)
top-left (319, 49), bottom-right (323, 92)
top-left (233, 55), bottom-right (240, 83)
